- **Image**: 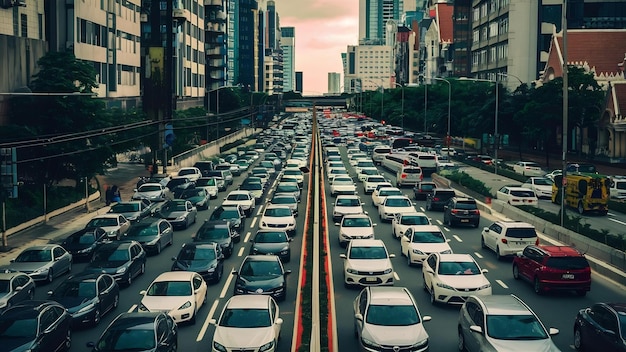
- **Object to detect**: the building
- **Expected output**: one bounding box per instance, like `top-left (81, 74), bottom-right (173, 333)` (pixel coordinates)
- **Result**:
top-left (263, 1), bottom-right (283, 94)
top-left (359, 0), bottom-right (403, 45)
top-left (226, 0), bottom-right (257, 89)
top-left (344, 44), bottom-right (393, 93)
top-left (280, 26), bottom-right (295, 92)
top-left (328, 72), bottom-right (341, 94)
top-left (205, 0), bottom-right (227, 92)
top-left (295, 71), bottom-right (303, 93)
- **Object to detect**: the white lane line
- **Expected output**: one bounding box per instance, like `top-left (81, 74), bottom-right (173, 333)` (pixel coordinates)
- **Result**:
top-left (237, 247), bottom-right (245, 257)
top-left (442, 227), bottom-right (450, 232)
top-left (256, 206), bottom-right (263, 216)
top-left (435, 219), bottom-right (443, 225)
top-left (608, 212), bottom-right (617, 216)
top-left (219, 268), bottom-right (235, 298)
top-left (609, 218), bottom-right (626, 226)
top-left (419, 207), bottom-right (426, 212)
top-left (453, 234), bottom-right (463, 242)
top-left (250, 217), bottom-right (258, 228)
top-left (196, 299), bottom-right (220, 342)
top-left (244, 231), bottom-right (251, 243)
top-left (393, 272), bottom-right (400, 281)
top-left (128, 304), bottom-right (137, 313)
top-left (496, 280), bottom-right (509, 289)
top-left (474, 252), bottom-right (484, 259)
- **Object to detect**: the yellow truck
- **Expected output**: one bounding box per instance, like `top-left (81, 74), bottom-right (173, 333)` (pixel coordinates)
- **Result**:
top-left (552, 173), bottom-right (610, 215)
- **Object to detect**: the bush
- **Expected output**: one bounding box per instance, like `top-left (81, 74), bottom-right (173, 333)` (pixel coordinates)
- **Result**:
top-left (446, 171), bottom-right (492, 198)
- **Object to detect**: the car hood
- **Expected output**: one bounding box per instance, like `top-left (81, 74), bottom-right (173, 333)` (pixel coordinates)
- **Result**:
top-left (141, 295), bottom-right (191, 311)
top-left (346, 259), bottom-right (392, 271)
top-left (487, 338), bottom-right (559, 352)
top-left (334, 206), bottom-right (363, 214)
top-left (87, 260), bottom-right (127, 270)
top-left (0, 336), bottom-right (35, 352)
top-left (332, 184), bottom-right (356, 190)
top-left (4, 262), bottom-right (50, 272)
top-left (115, 211), bottom-right (143, 220)
top-left (362, 323), bottom-right (428, 346)
top-left (381, 206), bottom-right (414, 214)
top-left (62, 242), bottom-right (95, 252)
top-left (134, 190), bottom-right (162, 197)
top-left (213, 326), bottom-right (275, 349)
top-left (237, 275), bottom-right (284, 291)
top-left (251, 243), bottom-right (289, 254)
top-left (409, 242), bottom-right (451, 253)
top-left (158, 210), bottom-right (187, 218)
top-left (260, 216), bottom-right (293, 225)
top-left (341, 227), bottom-right (374, 237)
top-left (439, 274), bottom-right (490, 288)
top-left (124, 234), bottom-right (159, 244)
top-left (223, 200), bottom-right (251, 207)
top-left (172, 260), bottom-right (217, 272)
top-left (54, 296), bottom-right (96, 312)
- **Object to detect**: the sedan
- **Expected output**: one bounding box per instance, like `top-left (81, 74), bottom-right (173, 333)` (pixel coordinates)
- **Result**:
top-left (179, 187), bottom-right (210, 210)
top-left (232, 255), bottom-right (291, 301)
top-left (259, 204), bottom-right (297, 237)
top-left (391, 212), bottom-right (431, 239)
top-left (195, 177), bottom-right (219, 199)
top-left (330, 176), bottom-right (357, 196)
top-left (336, 214), bottom-right (376, 248)
top-left (88, 312), bottom-right (177, 352)
top-left (131, 182), bottom-right (173, 202)
top-left (4, 245), bottom-right (72, 283)
top-left (123, 218), bottom-right (174, 255)
top-left (0, 272), bottom-right (35, 313)
top-left (513, 161), bottom-right (544, 176)
top-left (422, 253), bottom-right (491, 305)
top-left (194, 221), bottom-right (236, 258)
top-left (223, 190), bottom-right (256, 216)
top-left (332, 195), bottom-right (365, 222)
top-left (85, 214), bottom-right (131, 240)
top-left (364, 175), bottom-right (389, 194)
top-left (61, 227), bottom-right (109, 262)
top-left (85, 241), bottom-right (146, 286)
top-left (340, 239), bottom-right (395, 288)
top-left (371, 187), bottom-right (403, 207)
top-left (239, 182), bottom-right (264, 202)
top-left (522, 177), bottom-right (554, 199)
top-left (171, 242), bottom-right (224, 284)
top-left (210, 295), bottom-right (283, 352)
top-left (269, 193), bottom-right (299, 217)
top-left (108, 199), bottom-right (155, 222)
top-left (401, 226), bottom-right (453, 266)
top-left (354, 286), bottom-right (431, 352)
top-left (282, 168), bottom-right (304, 186)
top-left (250, 230), bottom-right (292, 263)
top-left (154, 199), bottom-right (197, 230)
top-left (139, 271), bottom-right (207, 324)
top-left (47, 272), bottom-right (119, 327)
top-left (574, 302), bottom-right (626, 352)
top-left (378, 196), bottom-right (416, 222)
top-left (275, 182), bottom-right (301, 201)
top-left (496, 186), bottom-right (539, 206)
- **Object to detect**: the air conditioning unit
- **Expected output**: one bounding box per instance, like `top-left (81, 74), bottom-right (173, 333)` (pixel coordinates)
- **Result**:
top-left (16, 0), bottom-right (26, 6)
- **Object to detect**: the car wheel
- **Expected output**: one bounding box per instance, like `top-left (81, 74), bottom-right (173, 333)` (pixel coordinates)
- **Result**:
top-left (127, 273), bottom-right (133, 286)
top-left (533, 277), bottom-right (543, 295)
top-left (170, 340), bottom-right (178, 352)
top-left (28, 289), bottom-right (35, 300)
top-left (458, 328), bottom-right (467, 352)
top-left (63, 329), bottom-right (71, 351)
top-left (168, 234), bottom-right (173, 246)
top-left (496, 246), bottom-right (502, 261)
top-left (156, 241), bottom-right (162, 255)
top-left (47, 269), bottom-right (54, 284)
top-left (578, 201), bottom-right (585, 215)
top-left (190, 308), bottom-right (197, 325)
top-left (429, 286), bottom-right (436, 305)
top-left (480, 236), bottom-right (486, 249)
top-left (473, 221), bottom-right (479, 228)
top-left (576, 290), bottom-right (587, 297)
top-left (422, 274), bottom-right (428, 291)
top-left (67, 262), bottom-right (72, 273)
top-left (406, 252), bottom-right (412, 267)
top-left (512, 264), bottom-right (520, 279)
top-left (92, 308), bottom-right (101, 326)
top-left (574, 326), bottom-right (585, 351)
top-left (140, 262), bottom-right (146, 275)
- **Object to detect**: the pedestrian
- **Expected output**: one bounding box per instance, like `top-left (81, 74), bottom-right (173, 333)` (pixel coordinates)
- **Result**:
top-left (105, 186), bottom-right (113, 206)
top-left (111, 185), bottom-right (121, 203)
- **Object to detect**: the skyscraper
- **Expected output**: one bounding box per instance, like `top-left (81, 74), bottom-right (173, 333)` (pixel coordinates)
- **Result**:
top-left (359, 0), bottom-right (403, 45)
top-left (328, 73), bottom-right (341, 94)
top-left (281, 27), bottom-right (296, 92)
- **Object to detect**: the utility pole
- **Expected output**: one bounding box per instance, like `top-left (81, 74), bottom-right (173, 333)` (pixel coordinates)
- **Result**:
top-left (560, 0), bottom-right (569, 227)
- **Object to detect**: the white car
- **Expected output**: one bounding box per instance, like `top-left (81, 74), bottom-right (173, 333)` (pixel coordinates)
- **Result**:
top-left (195, 177), bottom-right (219, 199)
top-left (364, 175), bottom-right (389, 194)
top-left (287, 158), bottom-right (307, 168)
top-left (378, 196), bottom-right (416, 222)
top-left (259, 204), bottom-right (297, 237)
top-left (481, 221), bottom-right (539, 260)
top-left (401, 226), bottom-right (452, 266)
top-left (340, 239), bottom-right (395, 287)
top-left (522, 177), bottom-right (554, 199)
top-left (357, 167), bottom-right (380, 182)
top-left (281, 168), bottom-right (304, 186)
top-left (354, 160), bottom-right (376, 175)
top-left (177, 167), bottom-right (202, 182)
top-left (330, 176), bottom-right (357, 196)
top-left (371, 187), bottom-right (403, 207)
top-left (422, 253), bottom-right (492, 305)
top-left (332, 195), bottom-right (365, 222)
top-left (223, 190), bottom-right (256, 217)
top-left (349, 154), bottom-right (368, 166)
top-left (336, 214), bottom-right (376, 247)
top-left (85, 214), bottom-right (131, 240)
top-left (392, 212), bottom-right (432, 239)
top-left (210, 295), bottom-right (283, 352)
top-left (513, 161), bottom-right (544, 177)
top-left (139, 271), bottom-right (207, 324)
top-left (327, 168), bottom-right (350, 181)
top-left (496, 186), bottom-right (539, 206)
top-left (132, 183), bottom-right (173, 202)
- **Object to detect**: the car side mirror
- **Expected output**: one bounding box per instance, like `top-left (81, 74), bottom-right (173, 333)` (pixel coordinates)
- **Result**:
top-left (171, 256), bottom-right (177, 261)
top-left (469, 325), bottom-right (483, 334)
top-left (140, 290), bottom-right (147, 295)
top-left (86, 342), bottom-right (95, 348)
top-left (284, 270), bottom-right (292, 275)
top-left (516, 252), bottom-right (523, 257)
top-left (481, 269), bottom-right (488, 274)
top-left (46, 290), bottom-right (53, 295)
top-left (354, 313), bottom-right (363, 321)
top-left (389, 254), bottom-right (396, 258)
top-left (340, 254), bottom-right (347, 259)
top-left (276, 317), bottom-right (284, 325)
top-left (549, 328), bottom-right (560, 336)
top-left (422, 316), bottom-right (432, 322)
top-left (231, 270), bottom-right (238, 276)
top-left (208, 318), bottom-right (217, 325)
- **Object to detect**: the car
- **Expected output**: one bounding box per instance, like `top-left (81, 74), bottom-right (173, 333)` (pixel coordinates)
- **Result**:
top-left (282, 168), bottom-right (304, 186)
top-left (0, 300), bottom-right (72, 352)
top-left (329, 175), bottom-right (357, 196)
top-left (332, 195), bottom-right (365, 222)
top-left (193, 160), bottom-right (214, 177)
top-left (269, 193), bottom-right (299, 217)
top-left (4, 245), bottom-right (72, 283)
top-left (610, 175), bottom-right (626, 199)
top-left (513, 245), bottom-right (591, 296)
top-left (132, 182), bottom-right (173, 202)
top-left (513, 161), bottom-right (544, 176)
top-left (260, 160), bottom-right (276, 174)
top-left (210, 295), bottom-right (283, 352)
top-left (235, 159), bottom-right (251, 172)
top-left (396, 165), bottom-right (424, 187)
top-left (522, 177), bottom-right (554, 199)
top-left (336, 214), bottom-right (376, 248)
top-left (61, 227), bottom-right (109, 261)
top-left (216, 163), bottom-right (240, 178)
top-left (154, 199), bottom-right (197, 230)
top-left (251, 167), bottom-right (270, 185)
top-left (85, 241), bottom-right (146, 286)
top-left (364, 175), bottom-right (389, 194)
top-left (401, 226), bottom-right (453, 266)
top-left (474, 155), bottom-right (493, 165)
top-left (85, 213), bottom-right (131, 240)
top-left (171, 242), bottom-right (224, 284)
top-left (354, 160), bottom-right (376, 175)
top-left (371, 186), bottom-right (403, 207)
top-left (425, 188), bottom-right (456, 211)
top-left (496, 186), bottom-right (539, 206)
top-left (357, 167), bottom-right (380, 182)
top-left (239, 181), bottom-right (264, 201)
top-left (205, 173), bottom-right (227, 192)
top-left (166, 176), bottom-right (196, 197)
top-left (249, 230), bottom-right (292, 263)
top-left (139, 271), bottom-right (207, 324)
top-left (177, 167), bottom-right (202, 182)
top-left (194, 220), bottom-right (237, 258)
top-left (108, 199), bottom-right (156, 222)
top-left (391, 211), bottom-right (431, 239)
top-left (574, 302), bottom-right (626, 352)
top-left (223, 190), bottom-right (256, 216)
top-left (232, 255), bottom-right (291, 301)
top-left (413, 181), bottom-right (437, 200)
top-left (458, 294), bottom-right (560, 352)
top-left (123, 218), bottom-right (173, 255)
top-left (275, 181), bottom-right (301, 201)
top-left (481, 221), bottom-right (539, 260)
top-left (422, 253), bottom-right (492, 305)
top-left (88, 312), bottom-right (178, 352)
top-left (47, 272), bottom-right (119, 327)
top-left (341, 239), bottom-right (395, 288)
top-left (208, 169), bottom-right (233, 186)
top-left (147, 173), bottom-right (172, 187)
top-left (259, 204), bottom-right (297, 237)
top-left (544, 169), bottom-right (563, 182)
top-left (442, 197), bottom-right (481, 228)
top-left (179, 187), bottom-right (210, 210)
top-left (353, 286), bottom-right (431, 352)
top-left (209, 205), bottom-right (246, 234)
top-left (378, 195), bottom-right (416, 222)
top-left (0, 272), bottom-right (35, 313)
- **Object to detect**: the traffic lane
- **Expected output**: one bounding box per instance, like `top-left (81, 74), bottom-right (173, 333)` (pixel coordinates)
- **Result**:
top-left (535, 198), bottom-right (626, 234)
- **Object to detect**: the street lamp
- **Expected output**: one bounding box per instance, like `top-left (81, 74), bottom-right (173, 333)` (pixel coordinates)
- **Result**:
top-left (394, 83), bottom-right (405, 132)
top-left (428, 77), bottom-right (451, 157)
top-left (207, 85), bottom-right (240, 140)
top-left (362, 79), bottom-right (385, 121)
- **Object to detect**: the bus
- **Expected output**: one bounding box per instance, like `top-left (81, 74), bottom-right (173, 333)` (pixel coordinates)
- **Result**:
top-left (552, 173), bottom-right (610, 215)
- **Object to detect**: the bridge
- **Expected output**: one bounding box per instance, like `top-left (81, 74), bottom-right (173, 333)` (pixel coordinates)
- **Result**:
top-left (284, 95), bottom-right (351, 110)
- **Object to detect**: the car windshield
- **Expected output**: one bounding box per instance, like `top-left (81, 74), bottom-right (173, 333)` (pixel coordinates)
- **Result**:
top-left (349, 246), bottom-right (387, 259)
top-left (361, 169), bottom-right (378, 175)
top-left (284, 170), bottom-right (302, 176)
top-left (178, 169), bottom-right (196, 176)
top-left (438, 261), bottom-right (481, 275)
top-left (486, 314), bottom-right (548, 340)
top-left (272, 197), bottom-right (296, 205)
top-left (506, 228), bottom-right (537, 238)
top-left (239, 260), bottom-right (282, 277)
top-left (0, 280), bottom-right (10, 293)
top-left (277, 184), bottom-right (298, 192)
top-left (219, 308), bottom-right (271, 328)
top-left (196, 227), bottom-right (229, 240)
top-left (126, 224), bottom-right (158, 237)
top-left (0, 318), bottom-right (37, 338)
top-left (227, 194), bottom-right (250, 201)
top-left (139, 185), bottom-right (161, 192)
top-left (533, 178), bottom-right (553, 186)
top-left (545, 257), bottom-right (589, 270)
top-left (111, 203), bottom-right (140, 212)
top-left (510, 190), bottom-right (535, 198)
top-left (196, 179), bottom-right (216, 187)
top-left (366, 304), bottom-right (419, 326)
top-left (333, 178), bottom-right (352, 184)
top-left (380, 190), bottom-right (402, 196)
top-left (181, 189), bottom-right (205, 199)
top-left (412, 231), bottom-right (445, 243)
top-left (97, 328), bottom-right (156, 350)
top-left (342, 218), bottom-right (371, 227)
top-left (385, 198), bottom-right (411, 207)
top-left (87, 218), bottom-right (118, 227)
top-left (55, 281), bottom-right (97, 298)
top-left (254, 231), bottom-right (288, 243)
top-left (336, 198), bottom-right (360, 207)
top-left (367, 177), bottom-right (385, 183)
top-left (211, 209), bottom-right (239, 220)
top-left (178, 247), bottom-right (216, 261)
top-left (94, 248), bottom-right (130, 262)
top-left (147, 281), bottom-right (192, 296)
top-left (401, 216), bottom-right (429, 225)
top-left (15, 249), bottom-right (51, 262)
top-left (454, 202), bottom-right (477, 210)
top-left (241, 183), bottom-right (262, 190)
top-left (265, 208), bottom-right (293, 217)
top-left (71, 233), bottom-right (97, 244)
top-left (162, 202), bottom-right (188, 212)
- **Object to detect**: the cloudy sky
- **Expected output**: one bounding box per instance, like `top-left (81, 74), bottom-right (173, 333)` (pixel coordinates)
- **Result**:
top-left (276, 0), bottom-right (359, 94)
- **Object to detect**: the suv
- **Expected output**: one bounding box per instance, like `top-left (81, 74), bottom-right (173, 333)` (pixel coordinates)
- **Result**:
top-left (425, 188), bottom-right (456, 211)
top-left (207, 169), bottom-right (233, 186)
top-left (513, 245), bottom-right (591, 296)
top-left (443, 197), bottom-right (480, 228)
top-left (413, 181), bottom-right (437, 200)
top-left (396, 165), bottom-right (423, 188)
top-left (481, 221), bottom-right (539, 260)
top-left (193, 161), bottom-right (214, 177)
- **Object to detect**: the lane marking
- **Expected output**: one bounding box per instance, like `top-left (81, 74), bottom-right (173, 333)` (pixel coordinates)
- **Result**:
top-left (196, 299), bottom-right (220, 342)
top-left (474, 252), bottom-right (484, 259)
top-left (453, 234), bottom-right (463, 242)
top-left (219, 268), bottom-right (235, 298)
top-left (442, 227), bottom-right (450, 232)
top-left (435, 219), bottom-right (443, 225)
top-left (244, 231), bottom-right (251, 243)
top-left (250, 217), bottom-right (258, 228)
top-left (237, 247), bottom-right (245, 257)
top-left (607, 212), bottom-right (617, 216)
top-left (419, 207), bottom-right (425, 212)
top-left (496, 280), bottom-right (509, 289)
top-left (608, 218), bottom-right (626, 226)
top-left (256, 206), bottom-right (263, 216)
top-left (128, 304), bottom-right (137, 313)
top-left (394, 272), bottom-right (400, 281)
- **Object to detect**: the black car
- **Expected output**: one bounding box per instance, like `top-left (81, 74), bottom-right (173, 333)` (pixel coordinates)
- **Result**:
top-left (47, 272), bottom-right (119, 327)
top-left (413, 181), bottom-right (437, 201)
top-left (209, 205), bottom-right (245, 235)
top-left (194, 221), bottom-right (236, 258)
top-left (85, 241), bottom-right (147, 286)
top-left (171, 242), bottom-right (225, 283)
top-left (88, 312), bottom-right (177, 352)
top-left (123, 218), bottom-right (174, 255)
top-left (574, 302), bottom-right (626, 352)
top-left (108, 200), bottom-right (155, 222)
top-left (179, 188), bottom-right (210, 210)
top-left (249, 230), bottom-right (292, 263)
top-left (0, 300), bottom-right (72, 352)
top-left (443, 197), bottom-right (481, 228)
top-left (166, 177), bottom-right (195, 196)
top-left (425, 188), bottom-right (456, 211)
top-left (193, 161), bottom-right (214, 177)
top-left (232, 255), bottom-right (291, 301)
top-left (61, 227), bottom-right (109, 261)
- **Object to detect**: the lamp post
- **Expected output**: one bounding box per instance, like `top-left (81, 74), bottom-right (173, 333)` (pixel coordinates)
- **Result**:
top-left (429, 77), bottom-right (451, 157)
top-left (394, 83), bottom-right (405, 132)
top-left (363, 79), bottom-right (385, 121)
top-left (207, 85), bottom-right (240, 140)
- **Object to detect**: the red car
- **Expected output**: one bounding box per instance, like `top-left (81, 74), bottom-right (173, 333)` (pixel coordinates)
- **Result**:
top-left (512, 245), bottom-right (591, 296)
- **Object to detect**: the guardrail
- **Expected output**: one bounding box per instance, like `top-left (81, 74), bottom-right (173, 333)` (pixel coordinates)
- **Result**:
top-left (170, 127), bottom-right (254, 168)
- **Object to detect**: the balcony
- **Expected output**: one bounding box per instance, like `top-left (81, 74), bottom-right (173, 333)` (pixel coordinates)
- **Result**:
top-left (204, 0), bottom-right (222, 6)
top-left (173, 8), bottom-right (190, 22)
top-left (205, 46), bottom-right (226, 56)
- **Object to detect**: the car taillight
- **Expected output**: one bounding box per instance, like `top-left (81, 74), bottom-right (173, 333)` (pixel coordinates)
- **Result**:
top-left (451, 209), bottom-right (459, 214)
top-left (433, 197), bottom-right (440, 201)
top-left (401, 173), bottom-right (407, 179)
top-left (535, 238), bottom-right (539, 245)
top-left (471, 210), bottom-right (480, 215)
top-left (420, 174), bottom-right (424, 180)
top-left (501, 238), bottom-right (508, 244)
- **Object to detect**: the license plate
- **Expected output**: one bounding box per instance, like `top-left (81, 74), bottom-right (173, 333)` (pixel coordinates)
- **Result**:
top-left (461, 219), bottom-right (469, 223)
top-left (562, 274), bottom-right (575, 279)
top-left (515, 242), bottom-right (526, 245)
top-left (365, 277), bottom-right (377, 282)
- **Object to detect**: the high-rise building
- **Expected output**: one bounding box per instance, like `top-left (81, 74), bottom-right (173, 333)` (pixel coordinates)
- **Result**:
top-left (226, 0), bottom-right (257, 89)
top-left (359, 0), bottom-right (403, 45)
top-left (295, 71), bottom-right (303, 93)
top-left (344, 44), bottom-right (393, 93)
top-left (263, 1), bottom-right (283, 94)
top-left (281, 26), bottom-right (296, 92)
top-left (205, 0), bottom-right (228, 92)
top-left (328, 73), bottom-right (341, 94)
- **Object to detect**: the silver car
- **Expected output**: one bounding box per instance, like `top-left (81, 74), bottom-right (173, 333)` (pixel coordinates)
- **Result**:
top-left (458, 294), bottom-right (560, 352)
top-left (4, 245), bottom-right (72, 283)
top-left (0, 272), bottom-right (36, 313)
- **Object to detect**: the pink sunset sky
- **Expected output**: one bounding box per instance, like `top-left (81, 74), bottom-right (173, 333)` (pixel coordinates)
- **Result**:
top-left (276, 0), bottom-right (359, 95)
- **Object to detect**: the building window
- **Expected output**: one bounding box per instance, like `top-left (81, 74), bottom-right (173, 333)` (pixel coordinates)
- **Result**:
top-left (20, 14), bottom-right (27, 37)
top-left (38, 14), bottom-right (43, 39)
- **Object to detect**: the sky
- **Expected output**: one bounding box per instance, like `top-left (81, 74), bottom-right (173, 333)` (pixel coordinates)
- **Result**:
top-left (276, 0), bottom-right (359, 95)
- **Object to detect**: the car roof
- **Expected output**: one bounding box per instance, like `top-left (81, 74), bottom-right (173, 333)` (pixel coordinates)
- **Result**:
top-left (91, 213), bottom-right (121, 219)
top-left (537, 245), bottom-right (583, 257)
top-left (0, 272), bottom-right (28, 280)
top-left (368, 287), bottom-right (414, 306)
top-left (400, 212), bottom-right (428, 217)
top-left (244, 255), bottom-right (281, 262)
top-left (265, 204), bottom-right (292, 210)
top-left (1, 300), bottom-right (62, 319)
top-left (494, 221), bottom-right (534, 228)
top-left (350, 239), bottom-right (386, 247)
top-left (22, 245), bottom-right (58, 251)
top-left (409, 225), bottom-right (442, 232)
top-left (503, 186), bottom-right (534, 191)
top-left (438, 253), bottom-right (475, 262)
top-left (66, 272), bottom-right (108, 282)
top-left (225, 294), bottom-right (272, 309)
top-left (336, 195), bottom-right (359, 199)
top-left (152, 271), bottom-right (196, 282)
top-left (112, 312), bottom-right (160, 327)
top-left (473, 295), bottom-right (533, 316)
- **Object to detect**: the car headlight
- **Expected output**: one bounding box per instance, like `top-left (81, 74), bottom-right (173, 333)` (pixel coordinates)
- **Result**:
top-left (116, 266), bottom-right (127, 274)
top-left (259, 340), bottom-right (275, 352)
top-left (138, 304), bottom-right (149, 311)
top-left (436, 282), bottom-right (455, 290)
top-left (176, 215), bottom-right (186, 220)
top-left (77, 302), bottom-right (96, 314)
top-left (361, 337), bottom-right (381, 349)
top-left (251, 248), bottom-right (259, 254)
top-left (146, 238), bottom-right (159, 245)
top-left (0, 301), bottom-right (7, 309)
top-left (107, 230), bottom-right (117, 236)
top-left (479, 283), bottom-right (492, 290)
top-left (441, 249), bottom-right (452, 254)
top-left (178, 301), bottom-right (192, 310)
top-left (32, 267), bottom-right (48, 274)
top-left (346, 268), bottom-right (358, 274)
top-left (412, 249), bottom-right (425, 255)
top-left (383, 268), bottom-right (393, 274)
top-left (213, 341), bottom-right (227, 352)
top-left (411, 338), bottom-right (429, 348)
